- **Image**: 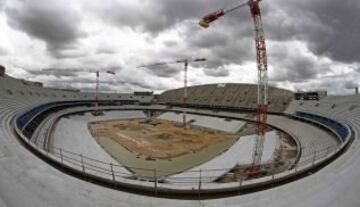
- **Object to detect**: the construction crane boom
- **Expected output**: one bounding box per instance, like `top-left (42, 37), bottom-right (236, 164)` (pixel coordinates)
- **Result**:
top-left (137, 58), bottom-right (206, 128)
top-left (199, 1), bottom-right (249, 28)
top-left (199, 0), bottom-right (268, 175)
top-left (226, 1), bottom-right (249, 14)
top-left (137, 58), bottom-right (206, 68)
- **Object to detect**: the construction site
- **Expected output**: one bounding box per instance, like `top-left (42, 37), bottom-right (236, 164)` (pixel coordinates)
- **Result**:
top-left (88, 118), bottom-right (238, 160)
top-left (86, 116), bottom-right (244, 178)
top-left (1, 0), bottom-right (358, 205)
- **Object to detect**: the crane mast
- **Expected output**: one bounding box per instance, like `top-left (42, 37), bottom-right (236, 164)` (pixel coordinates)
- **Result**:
top-left (199, 0), bottom-right (268, 174)
top-left (95, 71), bottom-right (100, 109)
top-left (249, 1), bottom-right (268, 173)
top-left (183, 60), bottom-right (188, 127)
top-left (94, 70), bottom-right (116, 113)
top-left (137, 58), bottom-right (206, 128)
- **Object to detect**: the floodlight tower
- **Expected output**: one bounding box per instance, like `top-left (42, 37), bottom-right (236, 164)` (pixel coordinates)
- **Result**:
top-left (199, 0), bottom-right (268, 174)
top-left (137, 58), bottom-right (206, 128)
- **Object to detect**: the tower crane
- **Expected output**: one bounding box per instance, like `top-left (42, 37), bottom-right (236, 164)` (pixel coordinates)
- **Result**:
top-left (199, 0), bottom-right (268, 175)
top-left (137, 58), bottom-right (206, 128)
top-left (94, 70), bottom-right (116, 111)
top-left (38, 68), bottom-right (116, 110)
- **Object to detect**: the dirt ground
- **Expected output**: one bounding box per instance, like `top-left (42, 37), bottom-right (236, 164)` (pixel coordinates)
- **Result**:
top-left (88, 118), bottom-right (237, 160)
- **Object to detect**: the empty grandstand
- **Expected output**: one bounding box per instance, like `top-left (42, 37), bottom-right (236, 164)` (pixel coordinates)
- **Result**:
top-left (0, 72), bottom-right (154, 105)
top-left (0, 68), bottom-right (359, 207)
top-left (157, 83), bottom-right (293, 112)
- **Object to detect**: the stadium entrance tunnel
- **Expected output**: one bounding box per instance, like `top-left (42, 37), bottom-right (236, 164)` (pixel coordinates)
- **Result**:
top-left (12, 101), bottom-right (352, 199)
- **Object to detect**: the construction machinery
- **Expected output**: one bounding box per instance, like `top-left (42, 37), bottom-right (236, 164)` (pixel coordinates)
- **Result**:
top-left (137, 58), bottom-right (206, 128)
top-left (199, 0), bottom-right (268, 175)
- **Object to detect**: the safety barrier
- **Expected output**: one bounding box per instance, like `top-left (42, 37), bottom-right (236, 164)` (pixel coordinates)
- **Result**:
top-left (296, 111), bottom-right (350, 142)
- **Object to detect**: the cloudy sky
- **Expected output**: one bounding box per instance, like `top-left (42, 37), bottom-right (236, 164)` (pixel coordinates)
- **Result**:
top-left (0, 0), bottom-right (359, 94)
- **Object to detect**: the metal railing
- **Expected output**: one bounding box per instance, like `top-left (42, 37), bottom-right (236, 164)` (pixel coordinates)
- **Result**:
top-left (12, 105), bottom-right (353, 198)
top-left (17, 132), bottom-right (345, 186)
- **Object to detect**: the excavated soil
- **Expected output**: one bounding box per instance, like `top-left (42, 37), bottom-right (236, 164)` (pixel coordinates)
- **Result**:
top-left (88, 118), bottom-right (237, 160)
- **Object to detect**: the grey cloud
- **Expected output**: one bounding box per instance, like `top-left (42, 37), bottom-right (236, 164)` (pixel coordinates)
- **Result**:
top-left (51, 49), bottom-right (89, 59)
top-left (0, 47), bottom-right (8, 56)
top-left (160, 0), bottom-right (360, 65)
top-left (344, 81), bottom-right (358, 90)
top-left (38, 67), bottom-right (169, 92)
top-left (203, 66), bottom-right (230, 77)
top-left (96, 47), bottom-right (117, 55)
top-left (45, 77), bottom-right (95, 84)
top-left (212, 38), bottom-right (253, 63)
top-left (89, 0), bottom-right (236, 35)
top-left (291, 72), bottom-right (360, 95)
top-left (143, 64), bottom-right (182, 78)
top-left (0, 0), bottom-right (5, 11)
top-left (189, 30), bottom-right (229, 49)
top-left (89, 0), bottom-right (167, 35)
top-left (267, 42), bottom-right (332, 83)
top-left (5, 0), bottom-right (85, 58)
top-left (27, 68), bottom-right (89, 75)
top-left (25, 66), bottom-right (121, 79)
top-left (271, 0), bottom-right (360, 63)
top-left (153, 18), bottom-right (255, 71)
top-left (185, 33), bottom-right (254, 70)
top-left (41, 75), bottom-right (119, 91)
top-left (95, 42), bottom-right (119, 55)
top-left (86, 0), bottom-right (360, 77)
top-left (30, 71), bottom-right (77, 78)
top-left (73, 55), bottom-right (123, 72)
top-left (117, 79), bottom-right (168, 91)
top-left (3, 0), bottom-right (359, 94)
top-left (271, 55), bottom-right (319, 83)
top-left (163, 40), bottom-right (178, 48)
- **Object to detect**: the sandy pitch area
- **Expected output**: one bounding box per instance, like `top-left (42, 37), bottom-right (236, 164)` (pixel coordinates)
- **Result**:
top-left (88, 118), bottom-right (237, 160)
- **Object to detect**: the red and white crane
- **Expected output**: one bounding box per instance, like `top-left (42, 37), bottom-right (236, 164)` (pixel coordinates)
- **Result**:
top-left (137, 58), bottom-right (206, 128)
top-left (199, 0), bottom-right (268, 174)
